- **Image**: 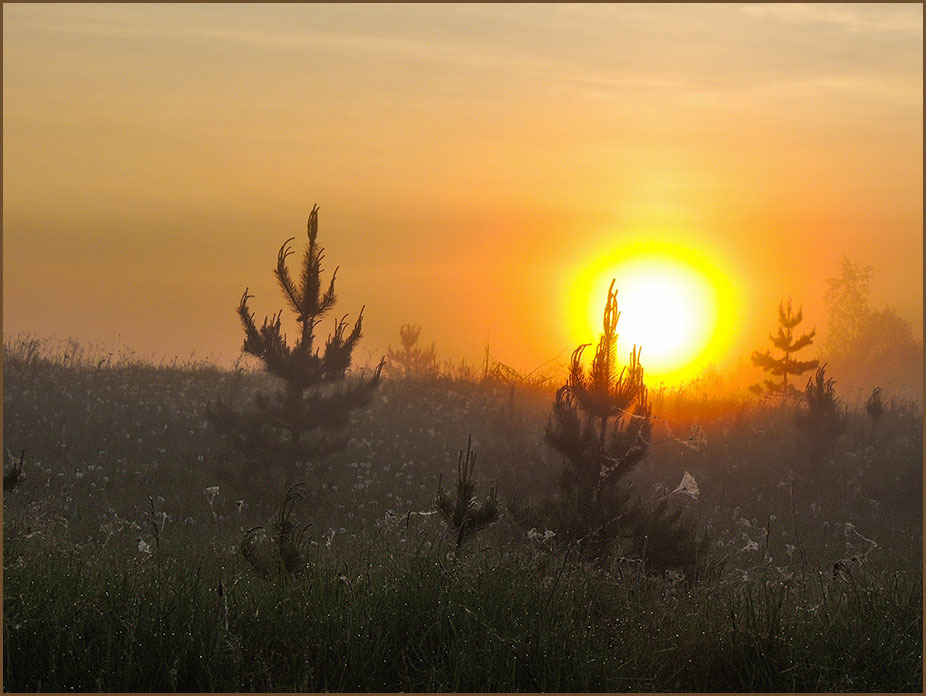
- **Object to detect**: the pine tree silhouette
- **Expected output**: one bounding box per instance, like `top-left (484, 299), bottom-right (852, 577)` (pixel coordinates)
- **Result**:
top-left (544, 280), bottom-right (652, 557)
top-left (386, 324), bottom-right (438, 378)
top-left (435, 436), bottom-right (498, 552)
top-left (751, 297), bottom-right (818, 396)
top-left (540, 281), bottom-right (707, 572)
top-left (209, 206), bottom-right (383, 489)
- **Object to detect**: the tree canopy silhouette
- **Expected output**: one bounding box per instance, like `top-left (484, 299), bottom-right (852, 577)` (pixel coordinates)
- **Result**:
top-left (822, 257), bottom-right (922, 394)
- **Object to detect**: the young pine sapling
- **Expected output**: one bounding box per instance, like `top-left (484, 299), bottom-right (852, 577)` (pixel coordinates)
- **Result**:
top-left (209, 206), bottom-right (383, 490)
top-left (793, 364), bottom-right (848, 460)
top-left (436, 436), bottom-right (498, 552)
top-left (751, 298), bottom-right (818, 397)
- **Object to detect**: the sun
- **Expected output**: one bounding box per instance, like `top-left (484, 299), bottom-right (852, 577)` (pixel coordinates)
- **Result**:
top-left (568, 240), bottom-right (736, 384)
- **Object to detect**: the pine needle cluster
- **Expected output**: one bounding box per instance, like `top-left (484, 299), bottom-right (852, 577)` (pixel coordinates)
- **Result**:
top-left (209, 206), bottom-right (383, 488)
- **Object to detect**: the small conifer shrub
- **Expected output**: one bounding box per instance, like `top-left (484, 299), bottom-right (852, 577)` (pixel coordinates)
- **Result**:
top-left (544, 281), bottom-right (650, 549)
top-left (543, 281), bottom-right (650, 555)
top-left (625, 496), bottom-right (709, 578)
top-left (209, 206), bottom-right (383, 489)
top-left (436, 436), bottom-right (499, 551)
top-left (751, 297), bottom-right (819, 397)
top-left (542, 281), bottom-right (705, 572)
top-left (865, 386), bottom-right (884, 422)
top-left (3, 449), bottom-right (26, 493)
top-left (386, 324), bottom-right (439, 378)
top-left (793, 364), bottom-right (848, 459)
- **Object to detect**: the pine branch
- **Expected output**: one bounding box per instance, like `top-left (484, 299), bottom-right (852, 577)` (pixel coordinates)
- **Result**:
top-left (274, 238), bottom-right (304, 319)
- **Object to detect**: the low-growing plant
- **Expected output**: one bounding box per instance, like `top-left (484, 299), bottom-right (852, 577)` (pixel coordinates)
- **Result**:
top-left (793, 364), bottom-right (848, 460)
top-left (3, 448), bottom-right (26, 493)
top-left (436, 436), bottom-right (498, 551)
top-left (239, 482), bottom-right (312, 577)
top-left (624, 496), bottom-right (710, 579)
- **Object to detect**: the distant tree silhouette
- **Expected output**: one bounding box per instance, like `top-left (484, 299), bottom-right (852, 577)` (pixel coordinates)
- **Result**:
top-left (822, 258), bottom-right (922, 394)
top-left (386, 324), bottom-right (438, 378)
top-left (209, 206), bottom-right (383, 489)
top-left (751, 298), bottom-right (818, 397)
top-left (823, 257), bottom-right (872, 358)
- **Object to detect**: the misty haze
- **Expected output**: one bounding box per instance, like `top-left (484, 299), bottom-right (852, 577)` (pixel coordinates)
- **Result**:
top-left (3, 3), bottom-right (923, 693)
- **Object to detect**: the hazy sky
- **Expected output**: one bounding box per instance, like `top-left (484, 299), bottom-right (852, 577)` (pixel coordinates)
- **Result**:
top-left (3, 3), bottom-right (922, 381)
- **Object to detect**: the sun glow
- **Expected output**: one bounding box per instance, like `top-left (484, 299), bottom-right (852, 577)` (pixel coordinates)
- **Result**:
top-left (568, 240), bottom-right (736, 384)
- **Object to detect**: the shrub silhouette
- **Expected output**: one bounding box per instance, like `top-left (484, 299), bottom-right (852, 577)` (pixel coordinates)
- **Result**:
top-left (751, 297), bottom-right (818, 397)
top-left (624, 496), bottom-right (709, 578)
top-left (3, 449), bottom-right (25, 494)
top-left (865, 387), bottom-right (884, 442)
top-left (436, 436), bottom-right (499, 552)
top-left (209, 206), bottom-right (383, 489)
top-left (545, 279), bottom-right (650, 523)
top-left (865, 386), bottom-right (884, 420)
top-left (793, 364), bottom-right (848, 460)
top-left (386, 324), bottom-right (438, 378)
top-left (540, 282), bottom-right (706, 571)
top-left (539, 280), bottom-right (699, 572)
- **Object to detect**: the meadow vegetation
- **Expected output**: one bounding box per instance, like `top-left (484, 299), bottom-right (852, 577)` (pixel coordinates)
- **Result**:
top-left (3, 331), bottom-right (922, 692)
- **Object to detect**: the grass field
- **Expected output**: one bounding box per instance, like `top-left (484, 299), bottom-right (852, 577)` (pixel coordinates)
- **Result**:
top-left (3, 336), bottom-right (922, 692)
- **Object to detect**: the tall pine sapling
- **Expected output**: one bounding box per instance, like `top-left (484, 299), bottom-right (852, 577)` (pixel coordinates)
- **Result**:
top-left (209, 206), bottom-right (383, 489)
top-left (751, 297), bottom-right (818, 397)
top-left (544, 280), bottom-right (653, 557)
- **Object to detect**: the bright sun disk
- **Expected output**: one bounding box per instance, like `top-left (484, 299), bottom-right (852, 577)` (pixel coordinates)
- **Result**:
top-left (568, 242), bottom-right (735, 384)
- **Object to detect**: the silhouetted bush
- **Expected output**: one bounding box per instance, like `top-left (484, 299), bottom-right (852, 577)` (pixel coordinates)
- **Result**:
top-left (793, 364), bottom-right (847, 460)
top-left (539, 280), bottom-right (704, 572)
top-left (436, 436), bottom-right (498, 551)
top-left (386, 324), bottom-right (439, 378)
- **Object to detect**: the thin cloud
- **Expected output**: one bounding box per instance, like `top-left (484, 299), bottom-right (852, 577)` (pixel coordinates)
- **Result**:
top-left (739, 3), bottom-right (923, 34)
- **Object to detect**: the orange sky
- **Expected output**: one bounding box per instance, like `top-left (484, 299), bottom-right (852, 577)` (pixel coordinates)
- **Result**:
top-left (3, 4), bottom-right (922, 382)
